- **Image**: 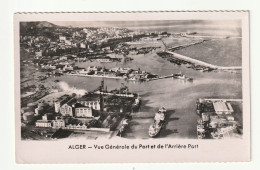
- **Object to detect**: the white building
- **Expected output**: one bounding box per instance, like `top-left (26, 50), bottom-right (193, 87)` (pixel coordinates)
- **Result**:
top-left (111, 67), bottom-right (132, 74)
top-left (63, 65), bottom-right (74, 71)
top-left (78, 97), bottom-right (101, 110)
top-left (60, 98), bottom-right (77, 116)
top-left (35, 120), bottom-right (52, 127)
top-left (80, 42), bottom-right (86, 48)
top-left (87, 66), bottom-right (101, 72)
top-left (59, 36), bottom-right (66, 41)
top-left (52, 117), bottom-right (65, 128)
top-left (78, 69), bottom-right (89, 74)
top-left (213, 102), bottom-right (234, 115)
top-left (96, 58), bottom-right (111, 63)
top-left (75, 107), bottom-right (93, 117)
top-left (54, 102), bottom-right (61, 113)
top-left (65, 123), bottom-right (88, 130)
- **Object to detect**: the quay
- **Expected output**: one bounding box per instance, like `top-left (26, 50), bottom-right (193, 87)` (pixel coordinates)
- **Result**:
top-left (151, 74), bottom-right (192, 81)
top-left (67, 73), bottom-right (192, 82)
top-left (168, 40), bottom-right (206, 51)
top-left (66, 73), bottom-right (126, 80)
top-left (94, 91), bottom-right (135, 98)
top-left (166, 51), bottom-right (242, 70)
top-left (199, 98), bottom-right (243, 102)
top-left (151, 75), bottom-right (175, 80)
top-left (183, 35), bottom-right (242, 39)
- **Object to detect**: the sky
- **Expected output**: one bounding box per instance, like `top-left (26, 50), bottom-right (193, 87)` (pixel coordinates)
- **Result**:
top-left (50, 20), bottom-right (242, 36)
top-left (51, 20), bottom-right (241, 28)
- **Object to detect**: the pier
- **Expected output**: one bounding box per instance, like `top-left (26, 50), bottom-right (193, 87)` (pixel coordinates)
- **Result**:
top-left (66, 73), bottom-right (125, 80)
top-left (168, 40), bottom-right (207, 51)
top-left (183, 35), bottom-right (242, 39)
top-left (199, 98), bottom-right (243, 102)
top-left (166, 51), bottom-right (242, 70)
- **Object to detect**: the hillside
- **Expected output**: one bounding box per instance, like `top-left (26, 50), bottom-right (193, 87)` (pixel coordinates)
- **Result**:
top-left (20, 21), bottom-right (57, 34)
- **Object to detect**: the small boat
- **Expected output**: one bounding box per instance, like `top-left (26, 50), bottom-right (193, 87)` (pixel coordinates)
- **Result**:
top-left (129, 77), bottom-right (136, 81)
top-left (117, 117), bottom-right (131, 137)
top-left (159, 107), bottom-right (166, 113)
top-left (173, 72), bottom-right (193, 81)
top-left (186, 77), bottom-right (193, 81)
top-left (173, 72), bottom-right (186, 79)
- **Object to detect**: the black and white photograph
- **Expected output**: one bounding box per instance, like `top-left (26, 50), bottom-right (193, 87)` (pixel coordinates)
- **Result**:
top-left (13, 11), bottom-right (250, 163)
top-left (19, 19), bottom-right (244, 140)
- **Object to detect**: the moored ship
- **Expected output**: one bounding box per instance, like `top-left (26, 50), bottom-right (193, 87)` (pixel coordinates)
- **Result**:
top-left (148, 107), bottom-right (167, 137)
top-left (173, 72), bottom-right (193, 81)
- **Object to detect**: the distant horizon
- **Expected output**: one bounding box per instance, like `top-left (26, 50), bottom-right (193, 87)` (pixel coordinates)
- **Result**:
top-left (49, 20), bottom-right (241, 36)
top-left (50, 20), bottom-right (241, 28)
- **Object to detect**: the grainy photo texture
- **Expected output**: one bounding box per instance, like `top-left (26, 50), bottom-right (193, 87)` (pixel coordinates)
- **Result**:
top-left (14, 11), bottom-right (250, 163)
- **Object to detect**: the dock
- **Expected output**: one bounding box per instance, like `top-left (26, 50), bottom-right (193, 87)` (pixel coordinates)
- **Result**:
top-left (151, 75), bottom-right (175, 80)
top-left (66, 73), bottom-right (126, 80)
top-left (168, 40), bottom-right (207, 51)
top-left (199, 98), bottom-right (243, 102)
top-left (166, 51), bottom-right (242, 70)
top-left (183, 35), bottom-right (242, 39)
top-left (151, 74), bottom-right (192, 81)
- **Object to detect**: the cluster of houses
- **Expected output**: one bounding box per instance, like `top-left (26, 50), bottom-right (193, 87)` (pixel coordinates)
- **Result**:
top-left (20, 25), bottom-right (145, 58)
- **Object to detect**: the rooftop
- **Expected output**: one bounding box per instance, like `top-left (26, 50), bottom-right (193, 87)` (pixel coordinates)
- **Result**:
top-left (213, 102), bottom-right (232, 112)
top-left (78, 93), bottom-right (100, 101)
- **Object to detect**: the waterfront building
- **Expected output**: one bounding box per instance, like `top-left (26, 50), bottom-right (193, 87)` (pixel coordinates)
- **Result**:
top-left (63, 65), bottom-right (74, 71)
top-left (35, 114), bottom-right (52, 127)
top-left (78, 96), bottom-right (101, 110)
top-left (213, 101), bottom-right (234, 115)
top-left (54, 102), bottom-right (61, 113)
top-left (96, 58), bottom-right (111, 62)
top-left (65, 123), bottom-right (88, 130)
top-left (35, 120), bottom-right (52, 127)
top-left (111, 67), bottom-right (132, 74)
top-left (75, 103), bottom-right (93, 117)
top-left (60, 98), bottom-right (77, 116)
top-left (78, 69), bottom-right (89, 74)
top-left (55, 95), bottom-right (72, 113)
top-left (87, 66), bottom-right (102, 72)
top-left (52, 117), bottom-right (65, 128)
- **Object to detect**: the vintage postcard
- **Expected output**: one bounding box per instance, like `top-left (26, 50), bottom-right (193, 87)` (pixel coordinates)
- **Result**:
top-left (14, 11), bottom-right (250, 163)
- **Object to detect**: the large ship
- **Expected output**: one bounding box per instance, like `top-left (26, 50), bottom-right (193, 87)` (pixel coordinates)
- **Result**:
top-left (148, 107), bottom-right (167, 137)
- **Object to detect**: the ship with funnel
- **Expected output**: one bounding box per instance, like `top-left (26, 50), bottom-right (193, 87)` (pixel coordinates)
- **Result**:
top-left (148, 107), bottom-right (167, 137)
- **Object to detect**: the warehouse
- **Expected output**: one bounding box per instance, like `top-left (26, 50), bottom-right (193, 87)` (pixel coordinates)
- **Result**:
top-left (213, 101), bottom-right (234, 114)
